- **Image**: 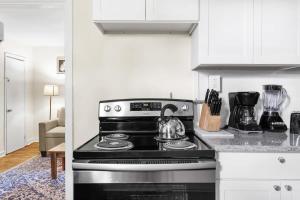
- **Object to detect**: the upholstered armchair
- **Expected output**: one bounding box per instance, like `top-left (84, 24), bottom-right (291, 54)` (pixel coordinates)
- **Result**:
top-left (39, 107), bottom-right (65, 157)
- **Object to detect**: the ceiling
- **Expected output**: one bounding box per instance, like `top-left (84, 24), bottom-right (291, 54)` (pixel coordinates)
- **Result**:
top-left (0, 0), bottom-right (64, 46)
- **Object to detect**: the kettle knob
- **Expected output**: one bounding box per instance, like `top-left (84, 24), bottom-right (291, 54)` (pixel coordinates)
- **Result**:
top-left (181, 105), bottom-right (189, 111)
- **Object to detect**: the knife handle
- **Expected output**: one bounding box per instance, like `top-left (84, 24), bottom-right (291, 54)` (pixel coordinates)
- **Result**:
top-left (216, 99), bottom-right (222, 115)
top-left (204, 89), bottom-right (210, 103)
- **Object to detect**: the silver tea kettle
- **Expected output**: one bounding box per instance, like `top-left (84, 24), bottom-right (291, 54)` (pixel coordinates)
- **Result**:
top-left (157, 104), bottom-right (186, 140)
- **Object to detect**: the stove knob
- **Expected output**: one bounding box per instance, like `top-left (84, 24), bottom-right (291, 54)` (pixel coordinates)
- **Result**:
top-left (104, 105), bottom-right (111, 112)
top-left (114, 105), bottom-right (121, 112)
top-left (181, 105), bottom-right (189, 111)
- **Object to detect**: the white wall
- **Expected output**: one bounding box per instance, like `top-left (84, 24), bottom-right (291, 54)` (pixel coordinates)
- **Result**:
top-left (71, 0), bottom-right (300, 149)
top-left (0, 40), bottom-right (34, 155)
top-left (196, 69), bottom-right (300, 128)
top-left (73, 0), bottom-right (194, 148)
top-left (32, 46), bottom-right (65, 135)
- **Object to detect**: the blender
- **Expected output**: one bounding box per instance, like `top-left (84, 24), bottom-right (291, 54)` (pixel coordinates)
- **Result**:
top-left (259, 85), bottom-right (288, 132)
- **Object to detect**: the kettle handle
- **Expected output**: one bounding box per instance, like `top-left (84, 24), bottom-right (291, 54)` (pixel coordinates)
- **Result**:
top-left (160, 104), bottom-right (178, 121)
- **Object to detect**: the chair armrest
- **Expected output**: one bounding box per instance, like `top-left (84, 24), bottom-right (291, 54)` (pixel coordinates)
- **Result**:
top-left (39, 119), bottom-right (59, 132)
top-left (39, 120), bottom-right (59, 152)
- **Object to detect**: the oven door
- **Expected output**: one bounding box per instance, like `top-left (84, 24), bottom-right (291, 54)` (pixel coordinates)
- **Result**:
top-left (73, 160), bottom-right (216, 200)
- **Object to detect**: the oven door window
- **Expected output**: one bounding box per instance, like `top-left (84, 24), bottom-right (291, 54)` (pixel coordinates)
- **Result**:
top-left (74, 183), bottom-right (215, 200)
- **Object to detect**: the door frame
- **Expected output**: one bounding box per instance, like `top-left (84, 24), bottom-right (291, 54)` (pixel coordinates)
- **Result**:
top-left (4, 52), bottom-right (26, 155)
top-left (65, 0), bottom-right (74, 198)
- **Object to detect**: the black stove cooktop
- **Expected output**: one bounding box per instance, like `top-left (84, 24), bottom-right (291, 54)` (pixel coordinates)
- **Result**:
top-left (74, 99), bottom-right (215, 160)
top-left (73, 132), bottom-right (215, 159)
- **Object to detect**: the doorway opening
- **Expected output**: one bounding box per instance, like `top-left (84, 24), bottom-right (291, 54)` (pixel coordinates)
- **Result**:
top-left (0, 0), bottom-right (65, 199)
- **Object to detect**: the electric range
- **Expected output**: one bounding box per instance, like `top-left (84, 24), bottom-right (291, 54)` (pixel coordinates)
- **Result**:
top-left (73, 99), bottom-right (216, 200)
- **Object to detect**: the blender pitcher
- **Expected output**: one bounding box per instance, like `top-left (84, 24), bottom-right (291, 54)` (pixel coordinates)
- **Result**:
top-left (259, 85), bottom-right (288, 132)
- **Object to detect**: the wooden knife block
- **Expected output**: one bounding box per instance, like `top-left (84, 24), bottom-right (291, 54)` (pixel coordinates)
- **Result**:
top-left (199, 104), bottom-right (221, 132)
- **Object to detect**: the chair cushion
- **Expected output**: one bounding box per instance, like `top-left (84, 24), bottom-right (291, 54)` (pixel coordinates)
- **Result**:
top-left (57, 107), bottom-right (65, 127)
top-left (46, 126), bottom-right (65, 138)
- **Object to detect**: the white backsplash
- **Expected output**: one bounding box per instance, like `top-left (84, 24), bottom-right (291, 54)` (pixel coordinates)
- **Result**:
top-left (195, 68), bottom-right (300, 128)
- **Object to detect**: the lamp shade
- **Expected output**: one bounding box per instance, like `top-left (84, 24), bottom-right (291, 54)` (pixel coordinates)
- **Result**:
top-left (44, 84), bottom-right (59, 96)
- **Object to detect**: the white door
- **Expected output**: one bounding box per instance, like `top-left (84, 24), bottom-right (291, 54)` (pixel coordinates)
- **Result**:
top-left (146, 0), bottom-right (199, 21)
top-left (254, 0), bottom-right (300, 64)
top-left (93, 0), bottom-right (146, 21)
top-left (281, 181), bottom-right (300, 200)
top-left (218, 180), bottom-right (281, 200)
top-left (5, 53), bottom-right (25, 154)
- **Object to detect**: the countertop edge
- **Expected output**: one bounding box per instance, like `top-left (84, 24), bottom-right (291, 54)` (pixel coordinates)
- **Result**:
top-left (194, 127), bottom-right (300, 153)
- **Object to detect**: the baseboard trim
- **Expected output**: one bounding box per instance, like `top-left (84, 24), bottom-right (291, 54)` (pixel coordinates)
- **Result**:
top-left (0, 151), bottom-right (5, 157)
top-left (26, 136), bottom-right (39, 145)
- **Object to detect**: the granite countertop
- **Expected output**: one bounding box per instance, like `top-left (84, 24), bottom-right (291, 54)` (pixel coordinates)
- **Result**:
top-left (195, 128), bottom-right (300, 153)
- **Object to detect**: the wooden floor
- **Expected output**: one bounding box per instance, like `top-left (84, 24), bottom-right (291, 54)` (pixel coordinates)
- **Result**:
top-left (0, 142), bottom-right (40, 173)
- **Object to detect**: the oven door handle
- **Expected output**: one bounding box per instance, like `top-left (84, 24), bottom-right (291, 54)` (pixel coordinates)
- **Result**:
top-left (72, 160), bottom-right (216, 171)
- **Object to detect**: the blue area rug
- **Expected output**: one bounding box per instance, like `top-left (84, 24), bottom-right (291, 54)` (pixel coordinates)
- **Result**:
top-left (0, 156), bottom-right (65, 200)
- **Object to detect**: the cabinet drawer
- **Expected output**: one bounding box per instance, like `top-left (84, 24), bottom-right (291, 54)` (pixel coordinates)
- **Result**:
top-left (217, 153), bottom-right (300, 180)
top-left (217, 180), bottom-right (281, 200)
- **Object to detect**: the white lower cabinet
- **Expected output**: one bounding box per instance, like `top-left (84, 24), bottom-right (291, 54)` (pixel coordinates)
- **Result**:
top-left (217, 153), bottom-right (300, 200)
top-left (281, 181), bottom-right (300, 200)
top-left (218, 180), bottom-right (281, 200)
top-left (218, 180), bottom-right (300, 200)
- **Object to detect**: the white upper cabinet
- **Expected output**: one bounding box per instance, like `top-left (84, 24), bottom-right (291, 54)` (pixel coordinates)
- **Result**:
top-left (93, 0), bottom-right (199, 34)
top-left (254, 0), bottom-right (300, 64)
top-left (93, 0), bottom-right (145, 21)
top-left (192, 0), bottom-right (300, 68)
top-left (146, 0), bottom-right (199, 21)
top-left (192, 0), bottom-right (254, 67)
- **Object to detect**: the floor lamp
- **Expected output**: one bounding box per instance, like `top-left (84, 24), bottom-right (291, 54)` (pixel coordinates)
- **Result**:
top-left (44, 84), bottom-right (59, 120)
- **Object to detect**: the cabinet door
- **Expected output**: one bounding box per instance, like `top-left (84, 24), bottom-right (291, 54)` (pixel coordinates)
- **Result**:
top-left (93, 0), bottom-right (145, 21)
top-left (254, 0), bottom-right (300, 64)
top-left (218, 180), bottom-right (281, 200)
top-left (191, 0), bottom-right (254, 68)
top-left (281, 181), bottom-right (300, 200)
top-left (146, 0), bottom-right (199, 21)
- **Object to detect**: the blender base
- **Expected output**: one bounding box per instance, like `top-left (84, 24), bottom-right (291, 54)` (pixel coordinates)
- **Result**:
top-left (259, 111), bottom-right (288, 132)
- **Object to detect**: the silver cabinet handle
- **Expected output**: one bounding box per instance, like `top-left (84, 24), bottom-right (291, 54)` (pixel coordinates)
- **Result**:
top-left (6, 109), bottom-right (13, 113)
top-left (285, 185), bottom-right (292, 191)
top-left (273, 185), bottom-right (281, 191)
top-left (278, 157), bottom-right (286, 164)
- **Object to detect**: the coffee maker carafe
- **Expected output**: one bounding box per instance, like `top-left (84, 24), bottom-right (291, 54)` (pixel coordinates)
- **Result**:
top-left (228, 92), bottom-right (262, 133)
top-left (259, 85), bottom-right (287, 132)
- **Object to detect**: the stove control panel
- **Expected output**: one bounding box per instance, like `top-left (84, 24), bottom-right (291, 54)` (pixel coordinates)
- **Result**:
top-left (130, 102), bottom-right (161, 111)
top-left (99, 99), bottom-right (194, 117)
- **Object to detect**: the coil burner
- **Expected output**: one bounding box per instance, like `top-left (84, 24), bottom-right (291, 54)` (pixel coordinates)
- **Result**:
top-left (163, 140), bottom-right (197, 150)
top-left (103, 133), bottom-right (129, 140)
top-left (95, 139), bottom-right (133, 151)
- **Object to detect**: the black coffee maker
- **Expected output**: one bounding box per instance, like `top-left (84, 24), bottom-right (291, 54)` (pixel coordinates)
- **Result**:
top-left (228, 92), bottom-right (262, 133)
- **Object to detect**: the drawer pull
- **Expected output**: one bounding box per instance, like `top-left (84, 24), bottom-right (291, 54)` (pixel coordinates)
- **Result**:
top-left (285, 185), bottom-right (292, 191)
top-left (278, 157), bottom-right (286, 164)
top-left (273, 185), bottom-right (281, 191)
